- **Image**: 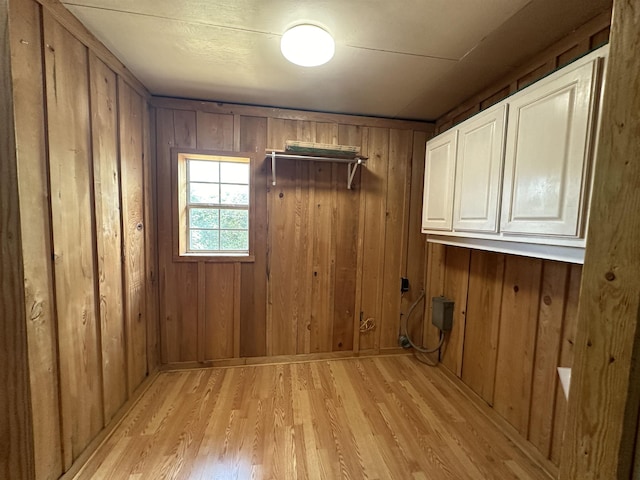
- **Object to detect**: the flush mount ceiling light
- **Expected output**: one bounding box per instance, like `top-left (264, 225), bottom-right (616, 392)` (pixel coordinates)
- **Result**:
top-left (280, 24), bottom-right (335, 67)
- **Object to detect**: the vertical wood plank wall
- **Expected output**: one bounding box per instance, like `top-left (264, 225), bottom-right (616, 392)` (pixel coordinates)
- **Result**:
top-left (154, 100), bottom-right (433, 364)
top-left (425, 12), bottom-right (611, 468)
top-left (5, 0), bottom-right (158, 478)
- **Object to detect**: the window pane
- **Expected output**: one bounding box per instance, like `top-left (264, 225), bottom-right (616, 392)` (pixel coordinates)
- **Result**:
top-left (220, 162), bottom-right (249, 184)
top-left (189, 183), bottom-right (219, 204)
top-left (189, 208), bottom-right (219, 229)
top-left (189, 160), bottom-right (219, 183)
top-left (190, 229), bottom-right (219, 251)
top-left (220, 209), bottom-right (248, 229)
top-left (220, 184), bottom-right (249, 205)
top-left (220, 230), bottom-right (249, 251)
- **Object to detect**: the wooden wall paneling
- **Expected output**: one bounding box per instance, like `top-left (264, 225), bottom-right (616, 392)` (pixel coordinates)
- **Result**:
top-left (402, 131), bottom-right (428, 345)
top-left (380, 129), bottom-right (412, 349)
top-left (550, 264), bottom-right (581, 464)
top-left (8, 0), bottom-right (61, 477)
top-left (423, 242), bottom-right (446, 350)
top-left (461, 250), bottom-right (505, 405)
top-left (493, 256), bottom-right (543, 436)
top-left (528, 261), bottom-right (571, 457)
top-left (233, 262), bottom-right (241, 357)
top-left (151, 96), bottom-right (434, 132)
top-left (239, 115), bottom-right (268, 357)
top-left (197, 262), bottom-right (205, 362)
top-left (439, 246), bottom-right (471, 376)
top-left (351, 127), bottom-right (369, 354)
top-left (144, 103), bottom-right (159, 372)
top-left (43, 11), bottom-right (103, 464)
top-left (204, 264), bottom-right (235, 360)
top-left (155, 108), bottom-right (175, 363)
top-left (309, 122), bottom-right (338, 353)
top-left (294, 120), bottom-right (316, 355)
top-left (332, 124), bottom-right (363, 352)
top-left (89, 54), bottom-right (127, 423)
top-left (358, 127), bottom-right (390, 351)
top-left (118, 79), bottom-right (147, 391)
top-left (590, 26), bottom-right (610, 49)
top-left (1, 0), bottom-right (35, 476)
top-left (195, 111), bottom-right (234, 151)
top-left (266, 118), bottom-right (306, 355)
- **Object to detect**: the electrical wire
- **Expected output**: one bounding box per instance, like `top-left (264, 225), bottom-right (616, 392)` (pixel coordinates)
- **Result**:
top-left (401, 290), bottom-right (445, 361)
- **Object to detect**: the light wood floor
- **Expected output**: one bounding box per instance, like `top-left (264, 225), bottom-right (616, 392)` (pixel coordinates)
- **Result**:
top-left (75, 356), bottom-right (552, 479)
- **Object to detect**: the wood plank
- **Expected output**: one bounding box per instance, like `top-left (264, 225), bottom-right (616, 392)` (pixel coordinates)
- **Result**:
top-left (89, 53), bottom-right (127, 423)
top-left (309, 122), bottom-right (336, 353)
top-left (528, 261), bottom-right (570, 458)
top-left (294, 120), bottom-right (316, 355)
top-left (440, 247), bottom-right (471, 376)
top-left (332, 125), bottom-right (363, 352)
top-left (358, 127), bottom-right (390, 351)
top-left (550, 264), bottom-right (581, 464)
top-left (8, 0), bottom-right (62, 477)
top-left (239, 115), bottom-right (268, 357)
top-left (233, 262), bottom-right (241, 358)
top-left (204, 264), bottom-right (235, 360)
top-left (461, 250), bottom-right (505, 405)
top-left (560, 2), bottom-right (640, 476)
top-left (266, 118), bottom-right (305, 355)
top-left (155, 108), bottom-right (176, 364)
top-left (118, 79), bottom-right (148, 392)
top-left (0, 0), bottom-right (35, 476)
top-left (195, 111), bottom-right (234, 151)
top-left (380, 129), bottom-right (412, 349)
top-left (143, 102), bottom-right (159, 373)
top-left (493, 256), bottom-right (543, 436)
top-left (197, 262), bottom-right (205, 362)
top-left (403, 131), bottom-right (428, 347)
top-left (43, 11), bottom-right (103, 464)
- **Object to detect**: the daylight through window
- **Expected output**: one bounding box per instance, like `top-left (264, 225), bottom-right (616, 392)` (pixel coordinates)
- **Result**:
top-left (179, 152), bottom-right (251, 255)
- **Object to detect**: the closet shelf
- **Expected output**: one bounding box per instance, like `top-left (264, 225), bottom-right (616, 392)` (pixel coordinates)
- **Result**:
top-left (265, 150), bottom-right (367, 189)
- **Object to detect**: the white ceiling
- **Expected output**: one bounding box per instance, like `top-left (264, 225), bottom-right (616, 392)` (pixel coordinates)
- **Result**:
top-left (63, 0), bottom-right (612, 121)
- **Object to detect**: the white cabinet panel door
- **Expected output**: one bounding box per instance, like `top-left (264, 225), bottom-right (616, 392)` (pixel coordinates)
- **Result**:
top-left (453, 104), bottom-right (507, 232)
top-left (501, 59), bottom-right (599, 236)
top-left (422, 130), bottom-right (457, 231)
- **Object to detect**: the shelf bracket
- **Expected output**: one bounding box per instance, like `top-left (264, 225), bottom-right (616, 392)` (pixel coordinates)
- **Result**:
top-left (347, 159), bottom-right (362, 190)
top-left (270, 151), bottom-right (277, 186)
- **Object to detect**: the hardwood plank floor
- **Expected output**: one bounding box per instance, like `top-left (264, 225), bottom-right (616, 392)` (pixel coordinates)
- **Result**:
top-left (75, 356), bottom-right (552, 479)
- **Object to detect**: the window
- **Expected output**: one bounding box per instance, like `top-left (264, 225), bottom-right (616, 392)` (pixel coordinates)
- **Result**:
top-left (176, 150), bottom-right (254, 259)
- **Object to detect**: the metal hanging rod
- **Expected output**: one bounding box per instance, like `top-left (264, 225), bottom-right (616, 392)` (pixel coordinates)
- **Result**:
top-left (266, 150), bottom-right (367, 189)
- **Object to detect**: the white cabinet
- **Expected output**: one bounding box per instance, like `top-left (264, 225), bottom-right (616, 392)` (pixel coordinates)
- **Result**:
top-left (422, 130), bottom-right (457, 231)
top-left (420, 45), bottom-right (607, 263)
top-left (453, 104), bottom-right (507, 233)
top-left (500, 58), bottom-right (600, 237)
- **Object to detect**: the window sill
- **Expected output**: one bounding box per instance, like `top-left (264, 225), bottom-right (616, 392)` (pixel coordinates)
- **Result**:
top-left (173, 253), bottom-right (256, 263)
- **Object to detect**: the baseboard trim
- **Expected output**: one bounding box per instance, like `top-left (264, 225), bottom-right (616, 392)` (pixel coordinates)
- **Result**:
top-left (160, 348), bottom-right (412, 371)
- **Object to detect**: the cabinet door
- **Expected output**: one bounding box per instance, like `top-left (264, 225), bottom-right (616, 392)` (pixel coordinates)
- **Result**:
top-left (422, 130), bottom-right (457, 231)
top-left (501, 59), bottom-right (599, 236)
top-left (453, 104), bottom-right (507, 232)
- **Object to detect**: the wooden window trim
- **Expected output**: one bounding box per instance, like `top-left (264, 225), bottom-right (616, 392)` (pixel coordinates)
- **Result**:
top-left (171, 147), bottom-right (256, 263)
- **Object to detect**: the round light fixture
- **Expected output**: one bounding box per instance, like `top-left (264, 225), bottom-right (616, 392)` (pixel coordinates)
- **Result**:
top-left (280, 24), bottom-right (335, 67)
